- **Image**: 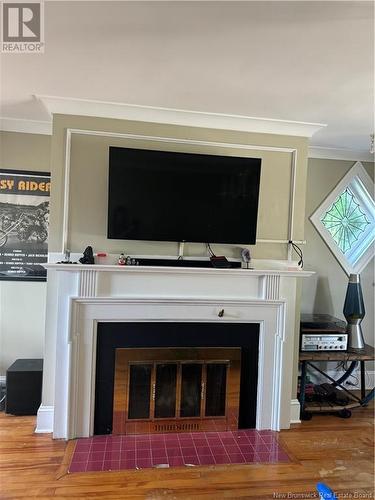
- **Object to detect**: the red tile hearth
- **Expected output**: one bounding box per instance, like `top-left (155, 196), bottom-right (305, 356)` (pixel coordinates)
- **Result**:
top-left (68, 430), bottom-right (290, 473)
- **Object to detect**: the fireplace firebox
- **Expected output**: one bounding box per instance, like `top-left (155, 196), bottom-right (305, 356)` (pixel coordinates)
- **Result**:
top-left (95, 322), bottom-right (259, 435)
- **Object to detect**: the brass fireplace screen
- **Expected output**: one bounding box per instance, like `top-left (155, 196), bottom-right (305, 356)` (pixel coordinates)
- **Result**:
top-left (112, 348), bottom-right (241, 434)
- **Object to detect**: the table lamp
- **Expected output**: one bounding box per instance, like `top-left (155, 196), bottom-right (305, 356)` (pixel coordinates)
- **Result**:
top-left (343, 273), bottom-right (365, 350)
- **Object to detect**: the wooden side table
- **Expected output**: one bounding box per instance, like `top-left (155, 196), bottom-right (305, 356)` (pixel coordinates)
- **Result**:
top-left (299, 315), bottom-right (375, 419)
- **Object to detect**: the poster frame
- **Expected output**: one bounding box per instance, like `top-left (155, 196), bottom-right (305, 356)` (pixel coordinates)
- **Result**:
top-left (0, 168), bottom-right (51, 283)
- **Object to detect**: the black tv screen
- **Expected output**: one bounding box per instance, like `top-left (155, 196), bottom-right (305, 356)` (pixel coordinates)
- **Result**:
top-left (107, 147), bottom-right (261, 244)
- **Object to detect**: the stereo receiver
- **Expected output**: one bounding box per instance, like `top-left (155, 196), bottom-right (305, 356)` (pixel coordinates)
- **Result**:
top-left (300, 333), bottom-right (348, 351)
top-left (300, 313), bottom-right (348, 352)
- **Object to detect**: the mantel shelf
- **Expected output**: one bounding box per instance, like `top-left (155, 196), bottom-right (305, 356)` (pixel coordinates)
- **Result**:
top-left (43, 262), bottom-right (314, 278)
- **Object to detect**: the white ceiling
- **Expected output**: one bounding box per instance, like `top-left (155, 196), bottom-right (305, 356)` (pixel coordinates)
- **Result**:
top-left (0, 1), bottom-right (374, 153)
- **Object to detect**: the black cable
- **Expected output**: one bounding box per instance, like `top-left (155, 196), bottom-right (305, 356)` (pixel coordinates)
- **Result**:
top-left (293, 243), bottom-right (303, 267)
top-left (289, 241), bottom-right (304, 268)
top-left (333, 361), bottom-right (358, 387)
top-left (206, 243), bottom-right (216, 258)
top-left (335, 359), bottom-right (359, 387)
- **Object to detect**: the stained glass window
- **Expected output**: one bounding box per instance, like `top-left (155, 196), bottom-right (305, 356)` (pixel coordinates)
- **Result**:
top-left (320, 188), bottom-right (370, 254)
top-left (310, 162), bottom-right (375, 275)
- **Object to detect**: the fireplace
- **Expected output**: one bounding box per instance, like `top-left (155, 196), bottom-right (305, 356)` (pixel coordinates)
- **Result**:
top-left (37, 262), bottom-right (312, 438)
top-left (94, 322), bottom-right (259, 435)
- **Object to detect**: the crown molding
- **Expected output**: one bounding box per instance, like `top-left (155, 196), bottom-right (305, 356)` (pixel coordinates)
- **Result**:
top-left (35, 94), bottom-right (326, 138)
top-left (1, 114), bottom-right (372, 164)
top-left (308, 146), bottom-right (374, 162)
top-left (0, 117), bottom-right (52, 135)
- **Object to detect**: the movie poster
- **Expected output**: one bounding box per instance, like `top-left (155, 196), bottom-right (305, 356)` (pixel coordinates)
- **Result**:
top-left (0, 169), bottom-right (50, 281)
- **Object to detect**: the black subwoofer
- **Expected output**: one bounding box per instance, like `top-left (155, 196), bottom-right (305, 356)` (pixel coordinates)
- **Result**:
top-left (5, 359), bottom-right (43, 415)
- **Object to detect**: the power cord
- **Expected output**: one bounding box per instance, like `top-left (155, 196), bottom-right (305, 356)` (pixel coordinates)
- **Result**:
top-left (336, 359), bottom-right (359, 386)
top-left (289, 240), bottom-right (304, 268)
top-left (206, 243), bottom-right (216, 258)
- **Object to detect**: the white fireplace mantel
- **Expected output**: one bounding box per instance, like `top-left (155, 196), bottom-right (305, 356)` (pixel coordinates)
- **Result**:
top-left (37, 262), bottom-right (313, 439)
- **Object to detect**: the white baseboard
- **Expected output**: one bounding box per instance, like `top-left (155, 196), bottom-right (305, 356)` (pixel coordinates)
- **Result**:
top-left (35, 405), bottom-right (54, 433)
top-left (290, 398), bottom-right (301, 424)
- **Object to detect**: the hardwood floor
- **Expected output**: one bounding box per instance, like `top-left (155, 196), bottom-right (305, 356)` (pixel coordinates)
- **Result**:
top-left (0, 405), bottom-right (373, 500)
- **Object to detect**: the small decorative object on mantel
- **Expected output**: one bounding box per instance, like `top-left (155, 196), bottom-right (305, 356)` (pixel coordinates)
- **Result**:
top-left (241, 248), bottom-right (252, 269)
top-left (125, 256), bottom-right (140, 266)
top-left (57, 249), bottom-right (77, 264)
top-left (61, 249), bottom-right (73, 264)
top-left (79, 246), bottom-right (95, 265)
top-left (118, 253), bottom-right (126, 265)
top-left (343, 273), bottom-right (366, 350)
top-left (95, 252), bottom-right (108, 265)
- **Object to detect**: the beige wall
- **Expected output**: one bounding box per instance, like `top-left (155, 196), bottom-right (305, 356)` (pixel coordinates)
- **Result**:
top-left (301, 158), bottom-right (374, 347)
top-left (0, 131), bottom-right (51, 375)
top-left (50, 114), bottom-right (309, 259)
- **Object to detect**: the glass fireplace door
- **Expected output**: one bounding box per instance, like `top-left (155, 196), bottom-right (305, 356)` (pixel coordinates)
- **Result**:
top-left (180, 363), bottom-right (203, 418)
top-left (113, 348), bottom-right (241, 435)
top-left (127, 364), bottom-right (152, 420)
top-left (154, 363), bottom-right (178, 418)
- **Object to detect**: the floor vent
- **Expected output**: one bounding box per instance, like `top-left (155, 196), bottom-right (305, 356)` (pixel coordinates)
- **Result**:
top-left (154, 422), bottom-right (200, 432)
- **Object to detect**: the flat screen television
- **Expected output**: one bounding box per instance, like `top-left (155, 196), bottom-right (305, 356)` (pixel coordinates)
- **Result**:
top-left (107, 147), bottom-right (261, 244)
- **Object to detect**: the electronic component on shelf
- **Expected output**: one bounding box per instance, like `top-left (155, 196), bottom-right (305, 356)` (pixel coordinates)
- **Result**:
top-left (210, 256), bottom-right (230, 268)
top-left (300, 333), bottom-right (348, 351)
